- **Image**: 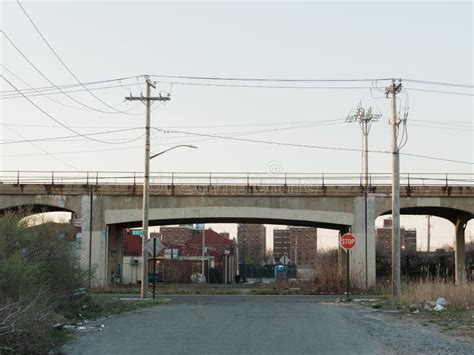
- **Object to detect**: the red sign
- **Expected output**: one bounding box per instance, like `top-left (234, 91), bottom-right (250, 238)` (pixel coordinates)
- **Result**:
top-left (340, 233), bottom-right (356, 251)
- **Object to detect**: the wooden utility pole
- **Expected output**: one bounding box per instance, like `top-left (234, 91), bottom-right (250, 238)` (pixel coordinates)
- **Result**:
top-left (385, 80), bottom-right (402, 298)
top-left (427, 215), bottom-right (432, 252)
top-left (126, 77), bottom-right (170, 299)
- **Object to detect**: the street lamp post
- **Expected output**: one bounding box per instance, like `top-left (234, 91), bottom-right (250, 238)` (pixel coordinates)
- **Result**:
top-left (142, 144), bottom-right (197, 298)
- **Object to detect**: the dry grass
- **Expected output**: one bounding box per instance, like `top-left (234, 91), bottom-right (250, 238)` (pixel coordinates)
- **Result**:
top-left (400, 281), bottom-right (474, 308)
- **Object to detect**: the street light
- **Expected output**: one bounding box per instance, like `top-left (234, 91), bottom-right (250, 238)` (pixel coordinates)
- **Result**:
top-left (141, 144), bottom-right (198, 299)
top-left (150, 144), bottom-right (197, 160)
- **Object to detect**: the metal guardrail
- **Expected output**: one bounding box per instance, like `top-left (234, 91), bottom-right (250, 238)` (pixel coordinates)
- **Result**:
top-left (0, 171), bottom-right (473, 186)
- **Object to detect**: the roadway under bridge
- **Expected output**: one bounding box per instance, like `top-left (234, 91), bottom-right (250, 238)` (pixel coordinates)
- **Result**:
top-left (0, 171), bottom-right (472, 287)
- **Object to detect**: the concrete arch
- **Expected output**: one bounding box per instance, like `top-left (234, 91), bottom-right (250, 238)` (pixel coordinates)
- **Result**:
top-left (378, 206), bottom-right (473, 224)
top-left (0, 203), bottom-right (76, 216)
top-left (104, 206), bottom-right (354, 230)
top-left (377, 205), bottom-right (473, 285)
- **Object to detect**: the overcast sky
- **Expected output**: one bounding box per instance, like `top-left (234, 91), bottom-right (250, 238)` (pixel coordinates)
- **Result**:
top-left (1, 0), bottom-right (473, 250)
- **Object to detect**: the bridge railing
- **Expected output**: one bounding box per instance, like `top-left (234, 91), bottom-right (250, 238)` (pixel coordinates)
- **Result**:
top-left (0, 171), bottom-right (473, 186)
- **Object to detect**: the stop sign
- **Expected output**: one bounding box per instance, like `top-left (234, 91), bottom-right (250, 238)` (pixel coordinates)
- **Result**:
top-left (340, 233), bottom-right (356, 251)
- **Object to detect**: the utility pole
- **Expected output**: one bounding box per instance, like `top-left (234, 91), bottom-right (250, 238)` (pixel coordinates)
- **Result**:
top-left (427, 215), bottom-right (432, 252)
top-left (385, 80), bottom-right (402, 298)
top-left (346, 102), bottom-right (381, 289)
top-left (126, 77), bottom-right (170, 299)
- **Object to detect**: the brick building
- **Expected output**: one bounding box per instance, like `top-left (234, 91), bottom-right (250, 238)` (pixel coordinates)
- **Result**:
top-left (273, 228), bottom-right (290, 259)
top-left (273, 227), bottom-right (318, 266)
top-left (237, 224), bottom-right (266, 263)
top-left (376, 218), bottom-right (417, 253)
top-left (157, 225), bottom-right (194, 244)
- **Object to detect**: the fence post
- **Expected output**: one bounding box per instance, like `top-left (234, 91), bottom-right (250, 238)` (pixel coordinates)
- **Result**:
top-left (322, 173), bottom-right (325, 188)
top-left (247, 173), bottom-right (249, 187)
top-left (51, 171), bottom-right (54, 185)
top-left (16, 171), bottom-right (20, 185)
top-left (86, 172), bottom-right (89, 185)
top-left (284, 173), bottom-right (287, 187)
top-left (171, 172), bottom-right (174, 186)
top-left (209, 172), bottom-right (212, 186)
top-left (407, 173), bottom-right (410, 188)
top-left (445, 173), bottom-right (448, 188)
top-left (96, 172), bottom-right (99, 186)
top-left (133, 172), bottom-right (136, 186)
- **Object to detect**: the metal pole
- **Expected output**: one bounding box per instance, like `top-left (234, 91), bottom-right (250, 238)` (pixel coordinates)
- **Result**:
top-left (88, 187), bottom-right (93, 288)
top-left (387, 81), bottom-right (402, 298)
top-left (153, 237), bottom-right (156, 299)
top-left (364, 126), bottom-right (369, 187)
top-left (346, 250), bottom-right (350, 300)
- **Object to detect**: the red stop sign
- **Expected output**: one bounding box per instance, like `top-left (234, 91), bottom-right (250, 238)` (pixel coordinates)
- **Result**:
top-left (340, 233), bottom-right (356, 251)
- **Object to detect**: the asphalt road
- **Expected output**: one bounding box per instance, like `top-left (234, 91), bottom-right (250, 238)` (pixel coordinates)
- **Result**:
top-left (63, 295), bottom-right (473, 355)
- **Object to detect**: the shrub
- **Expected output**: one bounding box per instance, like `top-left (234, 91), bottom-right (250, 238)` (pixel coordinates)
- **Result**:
top-left (0, 212), bottom-right (86, 353)
top-left (400, 280), bottom-right (474, 308)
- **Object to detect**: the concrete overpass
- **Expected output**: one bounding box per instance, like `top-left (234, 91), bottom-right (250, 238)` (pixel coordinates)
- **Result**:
top-left (0, 171), bottom-right (472, 287)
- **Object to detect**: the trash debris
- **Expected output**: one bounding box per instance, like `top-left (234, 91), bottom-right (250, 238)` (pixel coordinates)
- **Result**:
top-left (412, 309), bottom-right (419, 314)
top-left (334, 297), bottom-right (342, 303)
top-left (434, 304), bottom-right (446, 311)
top-left (435, 297), bottom-right (448, 307)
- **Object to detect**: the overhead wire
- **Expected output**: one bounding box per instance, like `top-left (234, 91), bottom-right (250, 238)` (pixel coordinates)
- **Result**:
top-left (1, 75), bottom-right (144, 144)
top-left (2, 124), bottom-right (80, 170)
top-left (155, 128), bottom-right (474, 165)
top-left (15, 0), bottom-right (143, 115)
top-left (0, 126), bottom-right (146, 145)
top-left (0, 30), bottom-right (145, 115)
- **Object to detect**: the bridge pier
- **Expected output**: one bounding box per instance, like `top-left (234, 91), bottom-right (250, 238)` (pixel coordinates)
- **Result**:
top-left (351, 196), bottom-right (376, 289)
top-left (107, 224), bottom-right (124, 284)
top-left (454, 218), bottom-right (468, 285)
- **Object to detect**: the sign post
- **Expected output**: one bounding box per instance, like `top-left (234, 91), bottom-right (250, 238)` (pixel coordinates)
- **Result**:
top-left (340, 233), bottom-right (356, 300)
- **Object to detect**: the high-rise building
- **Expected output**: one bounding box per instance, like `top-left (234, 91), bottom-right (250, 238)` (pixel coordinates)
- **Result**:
top-left (376, 218), bottom-right (417, 253)
top-left (237, 224), bottom-right (266, 263)
top-left (273, 228), bottom-right (290, 259)
top-left (273, 227), bottom-right (318, 266)
top-left (290, 227), bottom-right (318, 266)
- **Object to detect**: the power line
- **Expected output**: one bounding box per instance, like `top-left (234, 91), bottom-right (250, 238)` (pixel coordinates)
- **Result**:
top-left (0, 126), bottom-right (147, 145)
top-left (0, 75), bottom-right (141, 95)
top-left (0, 118), bottom-right (344, 130)
top-left (403, 79), bottom-right (474, 89)
top-left (150, 74), bottom-right (393, 83)
top-left (15, 0), bottom-right (141, 115)
top-left (405, 87), bottom-right (474, 97)
top-left (1, 30), bottom-right (143, 115)
top-left (153, 79), bottom-right (373, 90)
top-left (2, 124), bottom-right (80, 170)
top-left (1, 75), bottom-right (143, 144)
top-left (156, 128), bottom-right (474, 165)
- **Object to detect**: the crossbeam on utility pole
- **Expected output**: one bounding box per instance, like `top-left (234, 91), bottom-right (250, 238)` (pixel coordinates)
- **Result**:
top-left (385, 80), bottom-right (402, 299)
top-left (126, 77), bottom-right (170, 299)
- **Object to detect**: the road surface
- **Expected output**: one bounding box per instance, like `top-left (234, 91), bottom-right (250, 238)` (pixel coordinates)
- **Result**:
top-left (63, 295), bottom-right (473, 355)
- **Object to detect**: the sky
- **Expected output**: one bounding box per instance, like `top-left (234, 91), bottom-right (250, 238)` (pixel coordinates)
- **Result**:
top-left (1, 0), bottom-right (473, 250)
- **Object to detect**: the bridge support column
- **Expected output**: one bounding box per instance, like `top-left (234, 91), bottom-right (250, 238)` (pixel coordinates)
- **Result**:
top-left (352, 196), bottom-right (376, 289)
top-left (107, 224), bottom-right (124, 284)
top-left (455, 218), bottom-right (467, 285)
top-left (80, 195), bottom-right (108, 286)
